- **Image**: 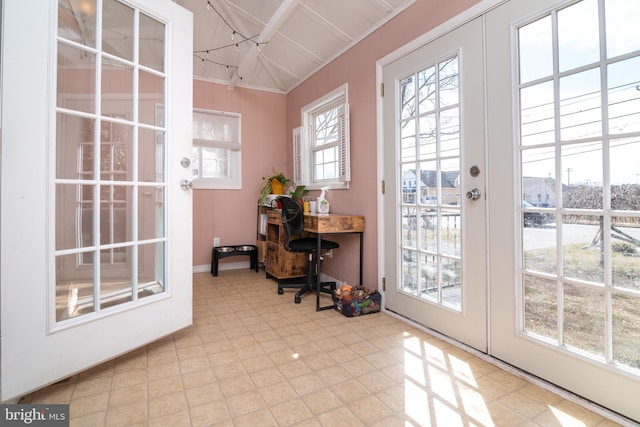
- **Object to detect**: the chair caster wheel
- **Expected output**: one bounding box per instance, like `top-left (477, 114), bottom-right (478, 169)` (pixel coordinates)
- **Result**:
top-left (294, 296), bottom-right (301, 304)
top-left (278, 288), bottom-right (283, 295)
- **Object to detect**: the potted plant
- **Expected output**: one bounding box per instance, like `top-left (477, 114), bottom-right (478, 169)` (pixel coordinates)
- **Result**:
top-left (289, 185), bottom-right (308, 201)
top-left (259, 169), bottom-right (291, 206)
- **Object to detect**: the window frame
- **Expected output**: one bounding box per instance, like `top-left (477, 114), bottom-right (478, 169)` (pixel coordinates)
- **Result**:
top-left (296, 84), bottom-right (350, 190)
top-left (192, 108), bottom-right (242, 190)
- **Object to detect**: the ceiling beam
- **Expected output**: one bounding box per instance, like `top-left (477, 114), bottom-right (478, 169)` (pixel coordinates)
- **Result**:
top-left (228, 0), bottom-right (300, 89)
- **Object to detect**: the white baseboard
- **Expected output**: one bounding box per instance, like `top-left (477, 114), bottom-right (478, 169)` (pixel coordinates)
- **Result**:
top-left (192, 260), bottom-right (252, 274)
top-left (193, 264), bottom-right (342, 288)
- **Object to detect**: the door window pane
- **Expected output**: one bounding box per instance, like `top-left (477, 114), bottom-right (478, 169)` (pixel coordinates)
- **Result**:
top-left (608, 57), bottom-right (640, 135)
top-left (58, 0), bottom-right (96, 47)
top-left (610, 138), bottom-right (640, 210)
top-left (57, 42), bottom-right (95, 113)
top-left (139, 128), bottom-right (165, 183)
top-left (518, 15), bottom-right (552, 83)
top-left (564, 283), bottom-right (605, 357)
top-left (139, 71), bottom-right (165, 126)
top-left (520, 82), bottom-right (555, 146)
top-left (524, 275), bottom-right (557, 340)
top-left (140, 13), bottom-right (165, 72)
top-left (139, 186), bottom-right (164, 240)
top-left (559, 69), bottom-right (602, 141)
top-left (562, 214), bottom-right (604, 284)
top-left (56, 253), bottom-right (95, 321)
top-left (605, 0), bottom-right (640, 58)
top-left (561, 141), bottom-right (603, 208)
top-left (102, 0), bottom-right (134, 61)
top-left (558, 0), bottom-right (600, 72)
top-left (611, 217), bottom-right (640, 290)
top-left (102, 58), bottom-right (133, 119)
top-left (418, 66), bottom-right (436, 113)
top-left (612, 292), bottom-right (640, 369)
top-left (399, 55), bottom-right (462, 311)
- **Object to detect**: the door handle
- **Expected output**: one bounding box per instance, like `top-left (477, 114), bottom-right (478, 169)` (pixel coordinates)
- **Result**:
top-left (465, 188), bottom-right (481, 201)
top-left (180, 179), bottom-right (193, 191)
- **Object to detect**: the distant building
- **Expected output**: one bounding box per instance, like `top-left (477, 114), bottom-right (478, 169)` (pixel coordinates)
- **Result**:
top-left (523, 176), bottom-right (557, 207)
top-left (402, 170), bottom-right (460, 205)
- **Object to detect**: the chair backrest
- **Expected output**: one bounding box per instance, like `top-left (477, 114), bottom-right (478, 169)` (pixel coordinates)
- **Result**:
top-left (278, 196), bottom-right (304, 251)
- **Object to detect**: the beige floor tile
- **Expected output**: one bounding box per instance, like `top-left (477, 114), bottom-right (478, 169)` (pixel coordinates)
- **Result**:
top-left (301, 388), bottom-right (344, 415)
top-left (270, 398), bottom-right (314, 426)
top-left (105, 400), bottom-right (147, 426)
top-left (148, 375), bottom-right (184, 398)
top-left (148, 390), bottom-right (188, 418)
top-left (72, 375), bottom-right (113, 399)
top-left (348, 394), bottom-right (394, 425)
top-left (317, 405), bottom-right (363, 427)
top-left (259, 381), bottom-right (299, 406)
top-left (181, 367), bottom-right (216, 389)
top-left (218, 374), bottom-right (256, 398)
top-left (225, 390), bottom-right (266, 417)
top-left (233, 408), bottom-right (278, 427)
top-left (148, 409), bottom-right (192, 427)
top-left (188, 400), bottom-right (230, 426)
top-left (185, 382), bottom-right (224, 408)
top-left (17, 271), bottom-right (625, 427)
top-left (69, 390), bottom-right (109, 418)
top-left (108, 383), bottom-right (147, 408)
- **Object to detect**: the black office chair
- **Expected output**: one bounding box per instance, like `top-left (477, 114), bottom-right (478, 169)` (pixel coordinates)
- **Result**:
top-left (277, 196), bottom-right (339, 303)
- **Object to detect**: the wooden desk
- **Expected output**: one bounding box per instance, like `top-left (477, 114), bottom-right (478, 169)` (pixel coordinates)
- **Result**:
top-left (303, 213), bottom-right (365, 311)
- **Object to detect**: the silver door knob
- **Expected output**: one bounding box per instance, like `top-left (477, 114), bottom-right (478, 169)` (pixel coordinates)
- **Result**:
top-left (466, 188), bottom-right (481, 200)
top-left (180, 179), bottom-right (193, 191)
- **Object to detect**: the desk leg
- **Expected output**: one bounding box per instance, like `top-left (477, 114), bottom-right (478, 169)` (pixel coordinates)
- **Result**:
top-left (316, 234), bottom-right (322, 311)
top-left (359, 232), bottom-right (363, 286)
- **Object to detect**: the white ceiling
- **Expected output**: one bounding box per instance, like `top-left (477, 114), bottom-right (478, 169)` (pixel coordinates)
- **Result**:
top-left (174, 0), bottom-right (415, 93)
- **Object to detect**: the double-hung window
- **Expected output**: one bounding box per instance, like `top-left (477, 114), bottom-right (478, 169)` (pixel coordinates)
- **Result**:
top-left (192, 109), bottom-right (241, 189)
top-left (295, 84), bottom-right (350, 190)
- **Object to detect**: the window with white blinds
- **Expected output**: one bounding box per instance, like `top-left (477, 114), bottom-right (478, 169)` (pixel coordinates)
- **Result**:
top-left (296, 84), bottom-right (350, 190)
top-left (192, 109), bottom-right (241, 189)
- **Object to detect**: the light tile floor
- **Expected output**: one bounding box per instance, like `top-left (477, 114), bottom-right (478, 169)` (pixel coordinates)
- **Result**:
top-left (20, 270), bottom-right (628, 426)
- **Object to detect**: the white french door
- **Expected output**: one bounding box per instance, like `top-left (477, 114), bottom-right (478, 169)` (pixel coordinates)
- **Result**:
top-left (0, 0), bottom-right (193, 400)
top-left (487, 0), bottom-right (640, 421)
top-left (382, 0), bottom-right (640, 421)
top-left (382, 17), bottom-right (487, 352)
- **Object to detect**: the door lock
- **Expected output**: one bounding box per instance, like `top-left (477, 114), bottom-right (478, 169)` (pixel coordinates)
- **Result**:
top-left (465, 188), bottom-right (481, 201)
top-left (180, 179), bottom-right (193, 191)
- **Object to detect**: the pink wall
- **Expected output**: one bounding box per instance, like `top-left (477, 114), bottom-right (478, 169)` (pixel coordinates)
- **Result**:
top-left (192, 80), bottom-right (287, 267)
top-left (285, 0), bottom-right (481, 288)
top-left (192, 0), bottom-right (482, 283)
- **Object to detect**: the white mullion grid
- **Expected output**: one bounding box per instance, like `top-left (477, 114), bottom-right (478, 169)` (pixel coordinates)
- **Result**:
top-left (413, 71), bottom-right (425, 299)
top-left (131, 7), bottom-right (141, 301)
top-left (435, 62), bottom-right (444, 305)
top-left (550, 8), bottom-right (565, 349)
top-left (94, 0), bottom-right (104, 314)
top-left (598, 0), bottom-right (614, 366)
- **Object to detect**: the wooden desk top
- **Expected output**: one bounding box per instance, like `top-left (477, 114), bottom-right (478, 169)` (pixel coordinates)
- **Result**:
top-left (303, 213), bottom-right (365, 233)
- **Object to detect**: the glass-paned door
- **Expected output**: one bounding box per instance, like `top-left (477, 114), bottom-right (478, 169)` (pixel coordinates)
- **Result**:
top-left (488, 0), bottom-right (640, 421)
top-left (383, 17), bottom-right (487, 351)
top-left (0, 0), bottom-right (193, 401)
top-left (55, 0), bottom-right (169, 321)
